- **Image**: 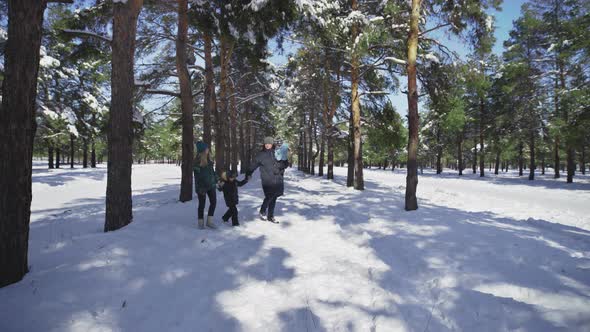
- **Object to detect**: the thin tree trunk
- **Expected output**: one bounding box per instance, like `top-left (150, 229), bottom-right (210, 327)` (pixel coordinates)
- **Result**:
top-left (230, 82), bottom-right (238, 173)
top-left (351, 0), bottom-right (363, 190)
top-left (104, 0), bottom-right (143, 232)
top-left (529, 132), bottom-right (535, 180)
top-left (0, 0), bottom-right (47, 287)
top-left (319, 132), bottom-right (325, 177)
top-left (479, 99), bottom-right (485, 177)
top-left (436, 127), bottom-right (442, 174)
top-left (56, 148), bottom-right (61, 168)
top-left (554, 138), bottom-right (560, 178)
top-left (48, 145), bottom-right (54, 169)
top-left (91, 140), bottom-right (96, 168)
top-left (70, 134), bottom-right (75, 168)
top-left (202, 32), bottom-right (215, 146)
top-left (239, 110), bottom-right (246, 174)
top-left (518, 141), bottom-right (524, 176)
top-left (473, 138), bottom-right (477, 174)
top-left (347, 114), bottom-right (354, 187)
top-left (581, 147), bottom-right (586, 175)
top-left (458, 133), bottom-right (463, 176)
top-left (567, 147), bottom-right (575, 183)
top-left (83, 138), bottom-right (88, 168)
top-left (176, 0), bottom-right (194, 202)
top-left (494, 150), bottom-right (500, 175)
top-left (404, 0), bottom-right (422, 210)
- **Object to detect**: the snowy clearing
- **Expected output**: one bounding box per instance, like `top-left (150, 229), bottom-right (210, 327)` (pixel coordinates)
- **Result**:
top-left (1, 163), bottom-right (590, 331)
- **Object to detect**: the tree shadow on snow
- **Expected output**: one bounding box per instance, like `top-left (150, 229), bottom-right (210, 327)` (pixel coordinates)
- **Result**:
top-left (1, 180), bottom-right (302, 332)
top-left (278, 170), bottom-right (590, 331)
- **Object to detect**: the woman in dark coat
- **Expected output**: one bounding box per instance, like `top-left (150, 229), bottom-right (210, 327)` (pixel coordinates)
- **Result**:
top-left (193, 141), bottom-right (218, 229)
top-left (246, 137), bottom-right (288, 223)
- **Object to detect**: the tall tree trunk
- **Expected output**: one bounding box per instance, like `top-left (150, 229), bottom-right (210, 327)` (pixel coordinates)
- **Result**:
top-left (436, 127), bottom-right (442, 174)
top-left (479, 99), bottom-right (485, 177)
top-left (494, 150), bottom-right (500, 175)
top-left (404, 0), bottom-right (422, 210)
top-left (239, 110), bottom-right (246, 174)
top-left (458, 133), bottom-right (463, 176)
top-left (104, 0), bottom-right (143, 232)
top-left (0, 0), bottom-right (47, 287)
top-left (309, 108), bottom-right (315, 175)
top-left (518, 141), bottom-right (524, 176)
top-left (176, 0), bottom-right (194, 203)
top-left (56, 148), bottom-right (61, 168)
top-left (567, 147), bottom-right (575, 183)
top-left (83, 138), bottom-right (88, 168)
top-left (554, 138), bottom-right (560, 178)
top-left (69, 134), bottom-right (75, 168)
top-left (202, 32), bottom-right (215, 146)
top-left (350, 0), bottom-right (363, 190)
top-left (91, 140), bottom-right (96, 168)
top-left (581, 147), bottom-right (586, 175)
top-left (217, 36), bottom-right (233, 173)
top-left (319, 132), bottom-right (325, 177)
top-left (48, 145), bottom-right (54, 169)
top-left (473, 138), bottom-right (477, 174)
top-left (347, 114), bottom-right (354, 187)
top-left (529, 132), bottom-right (535, 180)
top-left (230, 82), bottom-right (238, 173)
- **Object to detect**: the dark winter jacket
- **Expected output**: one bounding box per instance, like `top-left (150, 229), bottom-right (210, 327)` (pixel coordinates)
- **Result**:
top-left (193, 161), bottom-right (218, 194)
top-left (218, 178), bottom-right (248, 207)
top-left (247, 149), bottom-right (288, 196)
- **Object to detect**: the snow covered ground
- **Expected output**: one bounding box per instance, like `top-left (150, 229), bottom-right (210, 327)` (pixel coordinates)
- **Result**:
top-left (1, 163), bottom-right (590, 331)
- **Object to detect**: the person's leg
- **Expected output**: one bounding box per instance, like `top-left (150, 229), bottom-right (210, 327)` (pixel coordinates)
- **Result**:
top-left (260, 194), bottom-right (270, 215)
top-left (207, 188), bottom-right (216, 216)
top-left (206, 188), bottom-right (217, 228)
top-left (267, 194), bottom-right (280, 219)
top-left (222, 207), bottom-right (232, 222)
top-left (197, 193), bottom-right (206, 219)
top-left (231, 206), bottom-right (239, 226)
top-left (197, 193), bottom-right (206, 228)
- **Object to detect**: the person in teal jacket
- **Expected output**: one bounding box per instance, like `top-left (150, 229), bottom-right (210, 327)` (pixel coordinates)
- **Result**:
top-left (193, 141), bottom-right (218, 229)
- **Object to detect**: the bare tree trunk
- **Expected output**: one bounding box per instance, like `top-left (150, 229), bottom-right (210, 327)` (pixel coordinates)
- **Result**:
top-left (479, 99), bottom-right (485, 177)
top-left (458, 133), bottom-right (463, 176)
top-left (404, 0), bottom-right (422, 210)
top-left (239, 110), bottom-right (246, 174)
top-left (56, 148), bottom-right (61, 168)
top-left (581, 147), bottom-right (586, 175)
top-left (69, 134), bottom-right (75, 168)
top-left (347, 114), bottom-right (354, 187)
top-left (48, 145), bottom-right (54, 169)
top-left (0, 0), bottom-right (47, 287)
top-left (436, 127), bottom-right (442, 174)
top-left (319, 132), bottom-right (325, 177)
top-left (554, 138), bottom-right (560, 178)
top-left (104, 0), bottom-right (143, 232)
top-left (91, 141), bottom-right (96, 168)
top-left (83, 138), bottom-right (88, 168)
top-left (473, 138), bottom-right (477, 174)
top-left (494, 150), bottom-right (500, 175)
top-left (176, 0), bottom-right (194, 202)
top-left (202, 32), bottom-right (215, 146)
top-left (567, 147), bottom-right (575, 183)
top-left (230, 82), bottom-right (238, 173)
top-left (529, 132), bottom-right (535, 180)
top-left (217, 36), bottom-right (233, 173)
top-left (351, 0), bottom-right (364, 190)
top-left (518, 141), bottom-right (524, 176)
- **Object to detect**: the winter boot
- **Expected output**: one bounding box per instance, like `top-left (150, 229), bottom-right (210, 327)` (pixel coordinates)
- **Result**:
top-left (259, 212), bottom-right (267, 221)
top-left (206, 216), bottom-right (217, 229)
top-left (198, 218), bottom-right (205, 229)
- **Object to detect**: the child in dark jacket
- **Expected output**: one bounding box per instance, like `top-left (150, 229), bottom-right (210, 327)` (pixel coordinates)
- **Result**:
top-left (217, 170), bottom-right (248, 226)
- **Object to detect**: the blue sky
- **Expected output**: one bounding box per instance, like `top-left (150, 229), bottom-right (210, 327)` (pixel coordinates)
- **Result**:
top-left (269, 0), bottom-right (528, 116)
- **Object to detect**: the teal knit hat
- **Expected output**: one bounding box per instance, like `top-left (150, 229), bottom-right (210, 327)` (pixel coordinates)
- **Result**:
top-left (196, 141), bottom-right (208, 153)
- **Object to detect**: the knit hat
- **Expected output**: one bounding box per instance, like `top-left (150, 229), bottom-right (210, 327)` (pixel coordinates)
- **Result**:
top-left (196, 141), bottom-right (208, 153)
top-left (263, 137), bottom-right (274, 145)
top-left (226, 170), bottom-right (236, 179)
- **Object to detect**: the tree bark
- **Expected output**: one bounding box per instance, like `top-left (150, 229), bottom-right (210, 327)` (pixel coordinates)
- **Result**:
top-left (529, 132), bottom-right (535, 180)
top-left (350, 0), bottom-right (363, 190)
top-left (347, 114), bottom-right (354, 187)
top-left (458, 133), bottom-right (463, 176)
top-left (494, 150), bottom-right (500, 175)
top-left (69, 134), bottom-right (75, 168)
top-left (479, 99), bottom-right (485, 177)
top-left (0, 0), bottom-right (47, 287)
top-left (581, 147), bottom-right (586, 175)
top-left (56, 148), bottom-right (61, 168)
top-left (436, 126), bottom-right (442, 174)
top-left (567, 147), bottom-right (575, 183)
top-left (48, 145), bottom-right (54, 169)
top-left (319, 132), bottom-right (325, 177)
top-left (176, 0), bottom-right (194, 203)
top-left (202, 32), bottom-right (215, 147)
top-left (518, 141), bottom-right (524, 176)
top-left (83, 138), bottom-right (88, 168)
top-left (554, 138), bottom-right (560, 178)
top-left (104, 0), bottom-right (143, 232)
top-left (230, 82), bottom-right (238, 173)
top-left (216, 36), bottom-right (233, 173)
top-left (404, 0), bottom-right (422, 210)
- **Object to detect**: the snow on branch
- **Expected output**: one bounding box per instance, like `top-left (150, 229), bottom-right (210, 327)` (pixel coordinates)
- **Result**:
top-left (384, 57), bottom-right (407, 65)
top-left (62, 29), bottom-right (112, 43)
